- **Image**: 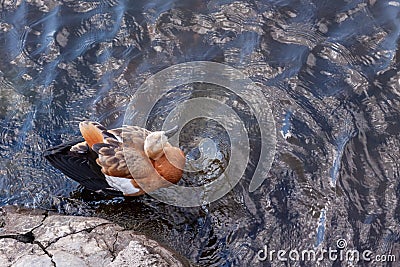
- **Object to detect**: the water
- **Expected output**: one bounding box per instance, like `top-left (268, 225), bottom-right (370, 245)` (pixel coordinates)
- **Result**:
top-left (1, 0), bottom-right (400, 266)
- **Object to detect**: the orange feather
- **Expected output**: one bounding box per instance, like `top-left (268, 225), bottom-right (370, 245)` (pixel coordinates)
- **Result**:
top-left (79, 122), bottom-right (104, 148)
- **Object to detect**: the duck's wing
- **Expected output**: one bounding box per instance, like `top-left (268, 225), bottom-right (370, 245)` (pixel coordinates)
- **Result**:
top-left (43, 139), bottom-right (123, 196)
top-left (79, 121), bottom-right (161, 196)
top-left (82, 123), bottom-right (151, 178)
top-left (47, 121), bottom-right (172, 196)
top-left (89, 123), bottom-right (173, 195)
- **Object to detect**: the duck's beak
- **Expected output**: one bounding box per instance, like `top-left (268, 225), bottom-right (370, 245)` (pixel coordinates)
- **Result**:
top-left (164, 125), bottom-right (179, 138)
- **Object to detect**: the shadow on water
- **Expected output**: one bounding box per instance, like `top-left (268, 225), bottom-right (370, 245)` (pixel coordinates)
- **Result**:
top-left (1, 0), bottom-right (400, 266)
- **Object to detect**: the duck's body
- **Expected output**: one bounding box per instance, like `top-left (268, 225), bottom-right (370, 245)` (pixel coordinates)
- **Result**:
top-left (44, 121), bottom-right (185, 197)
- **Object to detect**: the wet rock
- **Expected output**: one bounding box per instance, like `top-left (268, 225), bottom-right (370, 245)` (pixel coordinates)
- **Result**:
top-left (0, 206), bottom-right (187, 267)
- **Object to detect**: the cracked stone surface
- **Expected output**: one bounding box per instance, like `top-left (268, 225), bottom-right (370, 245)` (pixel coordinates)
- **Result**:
top-left (0, 206), bottom-right (46, 235)
top-left (0, 206), bottom-right (188, 267)
top-left (0, 238), bottom-right (53, 267)
top-left (33, 214), bottom-right (111, 248)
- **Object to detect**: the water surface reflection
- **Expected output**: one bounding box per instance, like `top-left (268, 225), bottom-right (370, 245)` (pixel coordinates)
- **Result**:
top-left (1, 0), bottom-right (400, 265)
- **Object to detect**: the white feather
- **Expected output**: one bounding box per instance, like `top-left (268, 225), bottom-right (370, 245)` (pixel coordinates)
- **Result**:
top-left (114, 134), bottom-right (122, 142)
top-left (105, 175), bottom-right (140, 195)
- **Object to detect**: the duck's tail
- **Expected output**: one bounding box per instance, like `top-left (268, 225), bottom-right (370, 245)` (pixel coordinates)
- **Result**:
top-left (43, 139), bottom-right (123, 197)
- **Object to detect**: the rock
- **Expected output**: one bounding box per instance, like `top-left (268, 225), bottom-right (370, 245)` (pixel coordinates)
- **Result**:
top-left (33, 214), bottom-right (111, 247)
top-left (109, 240), bottom-right (171, 267)
top-left (0, 206), bottom-right (188, 267)
top-left (0, 238), bottom-right (53, 267)
top-left (0, 206), bottom-right (46, 235)
top-left (110, 235), bottom-right (188, 267)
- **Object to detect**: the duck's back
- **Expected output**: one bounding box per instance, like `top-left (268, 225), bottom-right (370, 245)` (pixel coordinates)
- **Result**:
top-left (44, 122), bottom-right (185, 197)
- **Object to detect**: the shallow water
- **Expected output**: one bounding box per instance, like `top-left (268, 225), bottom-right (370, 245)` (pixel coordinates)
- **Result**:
top-left (1, 0), bottom-right (400, 266)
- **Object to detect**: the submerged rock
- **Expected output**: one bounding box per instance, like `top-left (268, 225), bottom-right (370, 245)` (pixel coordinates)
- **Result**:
top-left (0, 206), bottom-right (187, 267)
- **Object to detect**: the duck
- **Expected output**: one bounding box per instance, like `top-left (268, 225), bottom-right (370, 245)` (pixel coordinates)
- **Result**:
top-left (44, 121), bottom-right (186, 197)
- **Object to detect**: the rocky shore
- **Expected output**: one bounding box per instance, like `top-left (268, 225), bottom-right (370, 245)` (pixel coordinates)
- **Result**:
top-left (0, 206), bottom-right (188, 267)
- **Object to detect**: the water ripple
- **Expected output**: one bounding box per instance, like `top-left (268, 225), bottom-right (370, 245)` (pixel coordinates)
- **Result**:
top-left (0, 0), bottom-right (400, 265)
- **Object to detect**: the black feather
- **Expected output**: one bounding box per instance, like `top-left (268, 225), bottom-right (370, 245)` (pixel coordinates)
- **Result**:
top-left (92, 142), bottom-right (115, 154)
top-left (43, 139), bottom-right (123, 197)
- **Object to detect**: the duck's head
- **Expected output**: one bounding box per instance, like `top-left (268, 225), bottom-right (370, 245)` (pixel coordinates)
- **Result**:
top-left (144, 126), bottom-right (179, 160)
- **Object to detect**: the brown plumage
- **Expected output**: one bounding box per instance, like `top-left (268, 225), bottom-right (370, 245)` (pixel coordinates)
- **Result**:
top-left (44, 121), bottom-right (185, 197)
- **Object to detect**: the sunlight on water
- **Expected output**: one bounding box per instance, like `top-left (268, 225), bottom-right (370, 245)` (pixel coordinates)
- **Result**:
top-left (1, 0), bottom-right (400, 265)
